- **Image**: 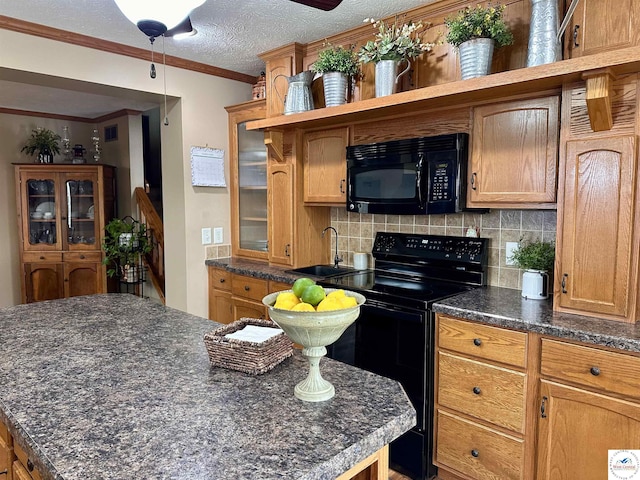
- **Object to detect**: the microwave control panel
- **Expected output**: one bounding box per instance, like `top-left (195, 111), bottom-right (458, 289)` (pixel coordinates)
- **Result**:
top-left (429, 161), bottom-right (452, 202)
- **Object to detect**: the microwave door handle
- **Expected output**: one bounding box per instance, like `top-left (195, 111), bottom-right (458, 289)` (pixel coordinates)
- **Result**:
top-left (416, 154), bottom-right (424, 205)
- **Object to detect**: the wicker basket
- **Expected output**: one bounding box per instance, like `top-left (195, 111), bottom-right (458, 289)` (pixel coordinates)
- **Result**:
top-left (204, 318), bottom-right (293, 375)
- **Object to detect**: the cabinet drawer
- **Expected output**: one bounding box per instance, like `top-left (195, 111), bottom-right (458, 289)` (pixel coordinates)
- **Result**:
top-left (436, 410), bottom-right (525, 480)
top-left (0, 420), bottom-right (9, 444)
top-left (14, 442), bottom-right (42, 480)
top-left (233, 297), bottom-right (268, 321)
top-left (438, 352), bottom-right (526, 433)
top-left (269, 280), bottom-right (293, 293)
top-left (63, 252), bottom-right (102, 262)
top-left (209, 267), bottom-right (231, 292)
top-left (541, 338), bottom-right (640, 399)
top-left (438, 316), bottom-right (527, 368)
top-left (22, 252), bottom-right (62, 263)
top-left (232, 274), bottom-right (268, 302)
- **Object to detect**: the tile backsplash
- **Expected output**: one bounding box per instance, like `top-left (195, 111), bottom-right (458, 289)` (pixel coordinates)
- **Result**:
top-left (331, 208), bottom-right (557, 290)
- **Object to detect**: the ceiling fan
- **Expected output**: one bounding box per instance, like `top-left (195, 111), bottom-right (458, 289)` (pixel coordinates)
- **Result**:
top-left (114, 0), bottom-right (344, 39)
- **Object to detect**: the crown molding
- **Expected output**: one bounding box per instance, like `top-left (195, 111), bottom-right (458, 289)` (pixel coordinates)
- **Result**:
top-left (0, 15), bottom-right (257, 85)
top-left (0, 106), bottom-right (141, 123)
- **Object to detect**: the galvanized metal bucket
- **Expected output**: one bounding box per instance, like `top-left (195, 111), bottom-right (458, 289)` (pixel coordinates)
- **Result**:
top-left (458, 38), bottom-right (494, 80)
top-left (323, 71), bottom-right (348, 107)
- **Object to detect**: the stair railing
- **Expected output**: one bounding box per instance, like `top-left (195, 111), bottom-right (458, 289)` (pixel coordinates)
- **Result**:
top-left (134, 187), bottom-right (165, 304)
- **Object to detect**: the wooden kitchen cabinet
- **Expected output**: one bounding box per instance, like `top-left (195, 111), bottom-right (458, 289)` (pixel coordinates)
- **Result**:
top-left (564, 0), bottom-right (640, 59)
top-left (467, 96), bottom-right (559, 208)
top-left (434, 315), bottom-right (531, 480)
top-left (0, 419), bottom-right (13, 480)
top-left (303, 127), bottom-right (349, 205)
top-left (13, 442), bottom-right (41, 480)
top-left (14, 164), bottom-right (116, 304)
top-left (536, 338), bottom-right (640, 480)
top-left (268, 161), bottom-right (295, 266)
top-left (208, 266), bottom-right (233, 324)
top-left (259, 43), bottom-right (304, 118)
top-left (555, 135), bottom-right (637, 320)
top-left (226, 99), bottom-right (269, 261)
top-left (231, 273), bottom-right (268, 320)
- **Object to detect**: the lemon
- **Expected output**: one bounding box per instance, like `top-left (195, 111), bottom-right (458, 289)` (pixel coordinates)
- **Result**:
top-left (316, 298), bottom-right (342, 311)
top-left (301, 284), bottom-right (326, 306)
top-left (273, 298), bottom-right (299, 310)
top-left (326, 289), bottom-right (346, 299)
top-left (340, 296), bottom-right (358, 308)
top-left (292, 278), bottom-right (316, 298)
top-left (291, 302), bottom-right (316, 312)
top-left (275, 291), bottom-right (300, 305)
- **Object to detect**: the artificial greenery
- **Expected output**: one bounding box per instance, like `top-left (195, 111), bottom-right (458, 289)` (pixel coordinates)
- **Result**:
top-left (444, 4), bottom-right (514, 48)
top-left (510, 239), bottom-right (555, 272)
top-left (102, 217), bottom-right (152, 278)
top-left (358, 17), bottom-right (434, 63)
top-left (21, 128), bottom-right (61, 158)
top-left (311, 43), bottom-right (360, 77)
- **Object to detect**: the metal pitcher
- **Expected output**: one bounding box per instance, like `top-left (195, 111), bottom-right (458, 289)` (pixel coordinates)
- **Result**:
top-left (274, 71), bottom-right (315, 115)
top-left (527, 0), bottom-right (581, 67)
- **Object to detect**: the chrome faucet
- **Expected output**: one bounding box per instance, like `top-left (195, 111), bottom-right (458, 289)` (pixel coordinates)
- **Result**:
top-left (322, 226), bottom-right (343, 269)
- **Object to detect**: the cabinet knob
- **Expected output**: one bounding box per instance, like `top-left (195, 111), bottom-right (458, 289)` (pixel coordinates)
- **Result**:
top-left (80, 255), bottom-right (85, 259)
top-left (590, 366), bottom-right (601, 376)
top-left (472, 386), bottom-right (481, 395)
top-left (39, 256), bottom-right (45, 260)
top-left (244, 285), bottom-right (250, 291)
top-left (473, 338), bottom-right (482, 347)
top-left (27, 459), bottom-right (34, 472)
top-left (219, 278), bottom-right (225, 283)
top-left (471, 449), bottom-right (479, 458)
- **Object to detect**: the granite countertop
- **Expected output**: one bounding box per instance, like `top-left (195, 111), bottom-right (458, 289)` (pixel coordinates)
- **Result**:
top-left (0, 294), bottom-right (415, 480)
top-left (206, 257), bottom-right (307, 284)
top-left (433, 286), bottom-right (640, 353)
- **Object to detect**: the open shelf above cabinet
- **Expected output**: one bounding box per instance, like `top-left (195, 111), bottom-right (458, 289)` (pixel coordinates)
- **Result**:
top-left (247, 46), bottom-right (640, 133)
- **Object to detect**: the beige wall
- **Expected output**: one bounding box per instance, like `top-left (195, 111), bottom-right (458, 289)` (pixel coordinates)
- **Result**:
top-left (0, 29), bottom-right (251, 315)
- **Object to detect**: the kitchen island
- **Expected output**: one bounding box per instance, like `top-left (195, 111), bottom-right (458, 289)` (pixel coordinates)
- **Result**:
top-left (0, 294), bottom-right (415, 480)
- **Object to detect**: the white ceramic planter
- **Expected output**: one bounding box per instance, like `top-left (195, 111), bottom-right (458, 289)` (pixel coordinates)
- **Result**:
top-left (521, 269), bottom-right (549, 299)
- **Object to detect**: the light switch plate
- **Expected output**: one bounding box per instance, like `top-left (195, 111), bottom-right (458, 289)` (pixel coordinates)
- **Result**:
top-left (201, 227), bottom-right (212, 245)
top-left (505, 241), bottom-right (518, 266)
top-left (213, 227), bottom-right (223, 244)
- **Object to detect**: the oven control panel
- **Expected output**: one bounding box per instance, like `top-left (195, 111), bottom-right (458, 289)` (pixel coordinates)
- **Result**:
top-left (373, 232), bottom-right (488, 264)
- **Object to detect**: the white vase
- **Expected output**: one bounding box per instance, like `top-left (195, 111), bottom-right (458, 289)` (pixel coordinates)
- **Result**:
top-left (521, 269), bottom-right (549, 299)
top-left (458, 38), bottom-right (495, 80)
top-left (322, 71), bottom-right (348, 107)
top-left (375, 59), bottom-right (411, 97)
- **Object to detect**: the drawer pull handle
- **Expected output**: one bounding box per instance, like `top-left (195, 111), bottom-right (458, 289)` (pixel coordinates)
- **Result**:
top-left (80, 255), bottom-right (85, 259)
top-left (472, 386), bottom-right (481, 395)
top-left (561, 273), bottom-right (568, 294)
top-left (470, 172), bottom-right (477, 190)
top-left (39, 256), bottom-right (45, 260)
top-left (473, 338), bottom-right (482, 347)
top-left (340, 179), bottom-right (345, 194)
top-left (471, 449), bottom-right (479, 458)
top-left (541, 395), bottom-right (548, 418)
top-left (219, 278), bottom-right (225, 283)
top-left (0, 469), bottom-right (8, 475)
top-left (27, 459), bottom-right (34, 472)
top-left (573, 24), bottom-right (580, 48)
top-left (590, 366), bottom-right (601, 376)
top-left (244, 285), bottom-right (250, 291)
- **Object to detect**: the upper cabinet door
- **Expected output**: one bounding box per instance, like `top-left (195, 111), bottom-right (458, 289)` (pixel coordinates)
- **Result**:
top-left (267, 162), bottom-right (294, 267)
top-left (564, 0), bottom-right (640, 59)
top-left (63, 172), bottom-right (100, 251)
top-left (19, 171), bottom-right (63, 252)
top-left (467, 96), bottom-right (559, 208)
top-left (303, 127), bottom-right (349, 205)
top-left (556, 135), bottom-right (636, 319)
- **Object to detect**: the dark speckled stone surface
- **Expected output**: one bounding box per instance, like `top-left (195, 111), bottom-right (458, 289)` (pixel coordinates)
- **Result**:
top-left (206, 257), bottom-right (304, 284)
top-left (0, 294), bottom-right (415, 480)
top-left (433, 286), bottom-right (640, 352)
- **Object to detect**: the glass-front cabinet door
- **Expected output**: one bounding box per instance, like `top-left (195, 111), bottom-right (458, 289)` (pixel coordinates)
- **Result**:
top-left (64, 173), bottom-right (99, 251)
top-left (21, 172), bottom-right (62, 251)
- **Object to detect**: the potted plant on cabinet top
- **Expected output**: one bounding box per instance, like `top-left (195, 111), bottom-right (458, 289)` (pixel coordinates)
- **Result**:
top-left (21, 127), bottom-right (61, 164)
top-left (358, 17), bottom-right (434, 97)
top-left (102, 217), bottom-right (152, 283)
top-left (311, 43), bottom-right (360, 107)
top-left (509, 238), bottom-right (555, 300)
top-left (444, 4), bottom-right (514, 80)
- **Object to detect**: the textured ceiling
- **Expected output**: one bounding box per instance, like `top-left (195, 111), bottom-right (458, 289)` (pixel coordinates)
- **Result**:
top-left (1, 0), bottom-right (435, 117)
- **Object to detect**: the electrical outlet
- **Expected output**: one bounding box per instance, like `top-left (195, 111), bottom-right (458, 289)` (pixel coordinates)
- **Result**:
top-left (201, 227), bottom-right (212, 245)
top-left (213, 227), bottom-right (223, 244)
top-left (505, 241), bottom-right (518, 266)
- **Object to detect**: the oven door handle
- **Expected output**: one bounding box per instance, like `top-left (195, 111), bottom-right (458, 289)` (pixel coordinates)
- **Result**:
top-left (364, 298), bottom-right (424, 316)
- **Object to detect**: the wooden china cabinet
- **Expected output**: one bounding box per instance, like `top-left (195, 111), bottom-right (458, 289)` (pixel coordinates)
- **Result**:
top-left (14, 164), bottom-right (116, 304)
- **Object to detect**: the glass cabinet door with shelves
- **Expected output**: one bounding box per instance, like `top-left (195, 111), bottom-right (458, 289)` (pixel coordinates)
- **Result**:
top-left (64, 173), bottom-right (99, 251)
top-left (227, 100), bottom-right (269, 260)
top-left (21, 172), bottom-right (61, 251)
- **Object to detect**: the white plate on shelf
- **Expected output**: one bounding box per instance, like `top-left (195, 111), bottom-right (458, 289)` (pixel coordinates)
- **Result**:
top-left (35, 202), bottom-right (55, 213)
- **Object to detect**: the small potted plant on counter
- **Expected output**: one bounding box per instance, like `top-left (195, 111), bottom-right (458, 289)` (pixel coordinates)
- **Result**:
top-left (21, 127), bottom-right (61, 163)
top-left (311, 42), bottom-right (360, 107)
top-left (509, 238), bottom-right (555, 299)
top-left (444, 4), bottom-right (514, 80)
top-left (102, 216), bottom-right (152, 283)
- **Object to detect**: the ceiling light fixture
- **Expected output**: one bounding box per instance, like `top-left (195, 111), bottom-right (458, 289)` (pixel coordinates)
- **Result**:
top-left (113, 0), bottom-right (205, 38)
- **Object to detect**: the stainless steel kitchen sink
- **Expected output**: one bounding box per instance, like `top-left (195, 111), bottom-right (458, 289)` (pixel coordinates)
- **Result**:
top-left (285, 264), bottom-right (355, 278)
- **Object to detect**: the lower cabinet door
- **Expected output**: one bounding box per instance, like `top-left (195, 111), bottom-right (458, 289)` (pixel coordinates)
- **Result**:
top-left (536, 380), bottom-right (640, 480)
top-left (64, 262), bottom-right (102, 297)
top-left (210, 290), bottom-right (233, 324)
top-left (24, 263), bottom-right (64, 303)
top-left (233, 297), bottom-right (268, 321)
top-left (435, 410), bottom-right (525, 480)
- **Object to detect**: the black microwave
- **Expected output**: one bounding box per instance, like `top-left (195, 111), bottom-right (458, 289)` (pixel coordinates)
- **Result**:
top-left (346, 133), bottom-right (470, 215)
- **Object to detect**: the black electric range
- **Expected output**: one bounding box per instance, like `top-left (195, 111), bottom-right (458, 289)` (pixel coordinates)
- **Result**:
top-left (320, 232), bottom-right (489, 480)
